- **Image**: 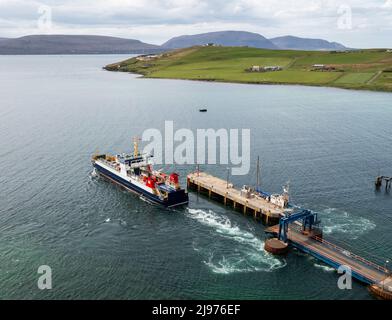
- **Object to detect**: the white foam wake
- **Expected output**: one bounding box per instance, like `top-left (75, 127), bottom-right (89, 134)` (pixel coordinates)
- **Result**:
top-left (90, 168), bottom-right (98, 178)
top-left (314, 263), bottom-right (335, 273)
top-left (319, 208), bottom-right (376, 239)
top-left (187, 208), bottom-right (285, 274)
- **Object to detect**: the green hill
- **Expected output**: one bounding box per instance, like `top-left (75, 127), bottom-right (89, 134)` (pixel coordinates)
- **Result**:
top-left (105, 46), bottom-right (392, 92)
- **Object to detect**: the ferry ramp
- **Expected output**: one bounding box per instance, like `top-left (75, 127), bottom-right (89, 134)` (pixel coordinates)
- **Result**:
top-left (266, 224), bottom-right (391, 287)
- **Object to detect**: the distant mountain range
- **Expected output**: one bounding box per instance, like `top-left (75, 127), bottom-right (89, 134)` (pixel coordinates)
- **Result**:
top-left (0, 35), bottom-right (161, 54)
top-left (269, 35), bottom-right (347, 51)
top-left (162, 31), bottom-right (278, 49)
top-left (163, 31), bottom-right (348, 51)
top-left (0, 31), bottom-right (349, 54)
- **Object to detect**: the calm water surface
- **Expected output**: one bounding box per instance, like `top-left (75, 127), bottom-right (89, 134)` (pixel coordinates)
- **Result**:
top-left (0, 55), bottom-right (391, 299)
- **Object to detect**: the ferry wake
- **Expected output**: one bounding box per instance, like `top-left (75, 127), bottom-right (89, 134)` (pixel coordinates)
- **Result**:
top-left (92, 139), bottom-right (189, 207)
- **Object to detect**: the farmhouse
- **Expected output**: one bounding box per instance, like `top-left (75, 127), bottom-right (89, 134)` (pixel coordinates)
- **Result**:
top-left (248, 65), bottom-right (282, 72)
top-left (263, 66), bottom-right (282, 71)
top-left (312, 64), bottom-right (336, 71)
top-left (136, 54), bottom-right (160, 61)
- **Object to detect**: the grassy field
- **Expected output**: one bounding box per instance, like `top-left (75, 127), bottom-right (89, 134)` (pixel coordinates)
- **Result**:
top-left (105, 46), bottom-right (392, 92)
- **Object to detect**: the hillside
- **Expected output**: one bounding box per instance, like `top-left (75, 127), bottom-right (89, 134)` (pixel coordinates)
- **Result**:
top-left (161, 31), bottom-right (348, 51)
top-left (105, 46), bottom-right (392, 92)
top-left (0, 31), bottom-right (350, 54)
top-left (269, 36), bottom-right (347, 51)
top-left (162, 31), bottom-right (278, 49)
top-left (0, 35), bottom-right (161, 54)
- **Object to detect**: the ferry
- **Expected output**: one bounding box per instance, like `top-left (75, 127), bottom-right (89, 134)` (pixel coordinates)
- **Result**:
top-left (92, 139), bottom-right (189, 207)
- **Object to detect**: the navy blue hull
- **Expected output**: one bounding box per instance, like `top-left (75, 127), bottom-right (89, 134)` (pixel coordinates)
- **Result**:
top-left (94, 163), bottom-right (188, 207)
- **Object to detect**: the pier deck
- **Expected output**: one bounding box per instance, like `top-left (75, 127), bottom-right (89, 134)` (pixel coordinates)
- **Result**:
top-left (266, 224), bottom-right (391, 287)
top-left (187, 172), bottom-right (287, 223)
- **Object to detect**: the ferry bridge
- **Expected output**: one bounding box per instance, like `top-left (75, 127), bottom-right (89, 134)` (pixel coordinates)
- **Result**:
top-left (266, 209), bottom-right (392, 299)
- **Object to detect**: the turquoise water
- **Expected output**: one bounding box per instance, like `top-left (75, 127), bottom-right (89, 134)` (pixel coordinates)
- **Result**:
top-left (0, 55), bottom-right (391, 299)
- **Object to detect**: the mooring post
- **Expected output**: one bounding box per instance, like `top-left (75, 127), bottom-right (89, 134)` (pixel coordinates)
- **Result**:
top-left (226, 167), bottom-right (230, 189)
top-left (375, 176), bottom-right (382, 189)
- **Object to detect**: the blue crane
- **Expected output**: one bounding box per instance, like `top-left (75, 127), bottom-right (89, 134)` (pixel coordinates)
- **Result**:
top-left (278, 209), bottom-right (318, 243)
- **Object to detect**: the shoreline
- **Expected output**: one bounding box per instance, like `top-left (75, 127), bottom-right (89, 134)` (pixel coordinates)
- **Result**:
top-left (104, 68), bottom-right (392, 94)
top-left (103, 46), bottom-right (392, 93)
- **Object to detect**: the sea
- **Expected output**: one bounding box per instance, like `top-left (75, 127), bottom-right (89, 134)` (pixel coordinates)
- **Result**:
top-left (0, 54), bottom-right (391, 299)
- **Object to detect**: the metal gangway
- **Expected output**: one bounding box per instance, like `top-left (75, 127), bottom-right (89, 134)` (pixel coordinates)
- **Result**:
top-left (267, 210), bottom-right (391, 287)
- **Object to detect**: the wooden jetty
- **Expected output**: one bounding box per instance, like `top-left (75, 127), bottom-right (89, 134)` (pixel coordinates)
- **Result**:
top-left (187, 171), bottom-right (292, 225)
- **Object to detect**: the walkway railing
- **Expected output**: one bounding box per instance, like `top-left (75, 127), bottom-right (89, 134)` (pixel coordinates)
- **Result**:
top-left (288, 223), bottom-right (388, 274)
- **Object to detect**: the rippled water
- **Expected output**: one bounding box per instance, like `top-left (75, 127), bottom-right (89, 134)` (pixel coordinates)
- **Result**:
top-left (0, 55), bottom-right (391, 300)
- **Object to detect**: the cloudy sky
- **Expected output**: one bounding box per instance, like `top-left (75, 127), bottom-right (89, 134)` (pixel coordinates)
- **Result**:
top-left (0, 0), bottom-right (391, 47)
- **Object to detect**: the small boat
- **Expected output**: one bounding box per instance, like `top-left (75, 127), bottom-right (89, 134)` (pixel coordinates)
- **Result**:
top-left (199, 108), bottom-right (207, 112)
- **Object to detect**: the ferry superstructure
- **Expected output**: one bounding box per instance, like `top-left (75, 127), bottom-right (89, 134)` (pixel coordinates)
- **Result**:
top-left (92, 140), bottom-right (188, 207)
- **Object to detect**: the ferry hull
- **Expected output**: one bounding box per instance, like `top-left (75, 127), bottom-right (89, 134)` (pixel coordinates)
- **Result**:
top-left (93, 162), bottom-right (188, 207)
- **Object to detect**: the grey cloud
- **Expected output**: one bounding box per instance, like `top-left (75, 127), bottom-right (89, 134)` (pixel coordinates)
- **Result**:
top-left (0, 0), bottom-right (390, 47)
